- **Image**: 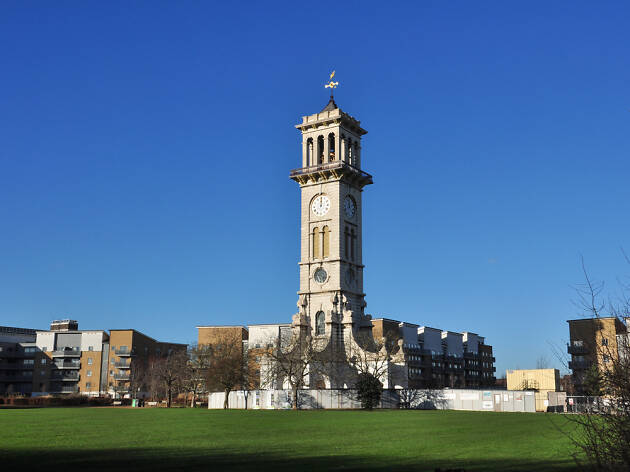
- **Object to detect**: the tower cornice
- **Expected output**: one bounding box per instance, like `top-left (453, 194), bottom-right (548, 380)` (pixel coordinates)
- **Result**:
top-left (289, 161), bottom-right (373, 187)
top-left (295, 107), bottom-right (367, 136)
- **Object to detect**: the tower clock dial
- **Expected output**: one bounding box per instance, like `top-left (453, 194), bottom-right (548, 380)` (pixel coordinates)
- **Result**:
top-left (314, 267), bottom-right (328, 283)
top-left (344, 196), bottom-right (356, 218)
top-left (311, 195), bottom-right (331, 217)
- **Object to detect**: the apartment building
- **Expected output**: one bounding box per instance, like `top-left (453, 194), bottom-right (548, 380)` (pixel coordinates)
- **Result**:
top-left (0, 326), bottom-right (38, 395)
top-left (567, 316), bottom-right (627, 394)
top-left (373, 319), bottom-right (496, 389)
top-left (32, 320), bottom-right (109, 396)
top-left (107, 329), bottom-right (187, 398)
top-left (0, 319), bottom-right (187, 398)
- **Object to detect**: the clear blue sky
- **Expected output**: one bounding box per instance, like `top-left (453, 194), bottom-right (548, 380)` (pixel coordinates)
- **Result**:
top-left (1, 2), bottom-right (629, 375)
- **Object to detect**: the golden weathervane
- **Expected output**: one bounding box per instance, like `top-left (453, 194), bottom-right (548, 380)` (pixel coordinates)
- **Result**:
top-left (324, 70), bottom-right (339, 98)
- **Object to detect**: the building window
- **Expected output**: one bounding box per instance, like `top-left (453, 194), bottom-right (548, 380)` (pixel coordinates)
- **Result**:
top-left (312, 227), bottom-right (320, 259)
top-left (88, 346), bottom-right (94, 351)
top-left (573, 340), bottom-right (584, 347)
top-left (602, 338), bottom-right (608, 346)
top-left (87, 370), bottom-right (92, 377)
top-left (315, 311), bottom-right (325, 335)
top-left (40, 358), bottom-right (46, 365)
top-left (42, 347), bottom-right (47, 352)
top-left (88, 358), bottom-right (93, 365)
top-left (603, 355), bottom-right (610, 363)
top-left (23, 359), bottom-right (34, 366)
top-left (86, 382), bottom-right (91, 389)
top-left (322, 226), bottom-right (330, 258)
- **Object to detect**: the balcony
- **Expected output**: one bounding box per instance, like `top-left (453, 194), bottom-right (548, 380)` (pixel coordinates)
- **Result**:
top-left (54, 361), bottom-right (81, 369)
top-left (114, 349), bottom-right (133, 357)
top-left (52, 349), bottom-right (81, 357)
top-left (50, 386), bottom-right (79, 394)
top-left (569, 359), bottom-right (592, 370)
top-left (114, 361), bottom-right (130, 368)
top-left (567, 343), bottom-right (589, 355)
top-left (289, 161), bottom-right (373, 186)
top-left (51, 372), bottom-right (80, 381)
top-left (114, 373), bottom-right (130, 381)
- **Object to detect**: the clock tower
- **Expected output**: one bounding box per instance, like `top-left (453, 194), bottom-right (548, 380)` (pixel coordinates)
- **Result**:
top-left (290, 94), bottom-right (373, 341)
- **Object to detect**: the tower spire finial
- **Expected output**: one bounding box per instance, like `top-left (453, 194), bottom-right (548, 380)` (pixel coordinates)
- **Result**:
top-left (324, 70), bottom-right (339, 99)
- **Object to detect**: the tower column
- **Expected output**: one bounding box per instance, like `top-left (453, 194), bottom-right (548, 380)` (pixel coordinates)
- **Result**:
top-left (324, 134), bottom-right (330, 164)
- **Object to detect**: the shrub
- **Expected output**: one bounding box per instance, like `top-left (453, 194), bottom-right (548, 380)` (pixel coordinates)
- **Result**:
top-left (355, 373), bottom-right (382, 410)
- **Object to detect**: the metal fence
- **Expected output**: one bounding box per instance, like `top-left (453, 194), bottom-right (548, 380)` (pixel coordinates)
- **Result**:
top-left (208, 388), bottom-right (536, 412)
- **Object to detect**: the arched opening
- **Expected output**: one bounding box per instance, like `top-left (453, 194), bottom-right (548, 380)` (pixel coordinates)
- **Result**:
top-left (328, 133), bottom-right (335, 162)
top-left (306, 138), bottom-right (313, 166)
top-left (317, 136), bottom-right (324, 164)
top-left (347, 139), bottom-right (353, 166)
top-left (344, 227), bottom-right (350, 259)
top-left (315, 311), bottom-right (325, 335)
top-left (350, 228), bottom-right (356, 261)
top-left (312, 227), bottom-right (320, 259)
top-left (322, 226), bottom-right (330, 258)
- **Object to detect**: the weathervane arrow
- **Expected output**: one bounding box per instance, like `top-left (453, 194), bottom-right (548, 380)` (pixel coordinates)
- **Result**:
top-left (324, 70), bottom-right (339, 99)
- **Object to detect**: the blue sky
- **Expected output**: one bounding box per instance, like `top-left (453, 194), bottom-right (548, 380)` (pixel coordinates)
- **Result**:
top-left (1, 1), bottom-right (629, 375)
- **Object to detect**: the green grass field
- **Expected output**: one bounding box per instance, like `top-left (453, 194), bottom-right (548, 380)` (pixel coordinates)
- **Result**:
top-left (0, 408), bottom-right (580, 471)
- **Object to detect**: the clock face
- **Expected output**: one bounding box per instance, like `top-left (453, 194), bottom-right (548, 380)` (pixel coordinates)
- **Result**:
top-left (344, 196), bottom-right (356, 219)
top-left (314, 268), bottom-right (327, 284)
top-left (311, 195), bottom-right (331, 217)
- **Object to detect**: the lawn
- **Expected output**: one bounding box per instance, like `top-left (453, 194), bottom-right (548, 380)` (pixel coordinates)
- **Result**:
top-left (0, 408), bottom-right (580, 471)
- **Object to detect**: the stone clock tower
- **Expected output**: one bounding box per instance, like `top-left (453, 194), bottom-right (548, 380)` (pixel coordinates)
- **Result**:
top-left (290, 96), bottom-right (373, 340)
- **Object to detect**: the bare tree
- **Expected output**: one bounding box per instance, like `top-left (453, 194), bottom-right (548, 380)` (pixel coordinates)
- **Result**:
top-left (536, 355), bottom-right (549, 369)
top-left (348, 331), bottom-right (399, 386)
top-left (181, 344), bottom-right (211, 408)
top-left (261, 333), bottom-right (320, 410)
top-left (153, 351), bottom-right (187, 408)
top-left (565, 258), bottom-right (630, 471)
top-left (204, 331), bottom-right (248, 409)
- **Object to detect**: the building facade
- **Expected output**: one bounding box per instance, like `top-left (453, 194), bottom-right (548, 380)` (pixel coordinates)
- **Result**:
top-left (1, 319), bottom-right (185, 398)
top-left (0, 326), bottom-right (38, 395)
top-left (107, 329), bottom-right (187, 398)
top-left (32, 320), bottom-right (109, 396)
top-left (567, 316), bottom-right (627, 394)
top-left (506, 368), bottom-right (560, 411)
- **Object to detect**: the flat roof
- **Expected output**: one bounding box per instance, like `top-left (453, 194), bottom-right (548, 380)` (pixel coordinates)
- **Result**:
top-left (196, 325), bottom-right (248, 329)
top-left (247, 323), bottom-right (290, 326)
top-left (566, 316), bottom-right (619, 322)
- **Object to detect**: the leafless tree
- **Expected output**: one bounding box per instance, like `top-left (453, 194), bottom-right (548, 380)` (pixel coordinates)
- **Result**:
top-left (536, 355), bottom-right (549, 369)
top-left (565, 257), bottom-right (630, 472)
top-left (181, 343), bottom-right (211, 407)
top-left (347, 331), bottom-right (399, 386)
top-left (260, 333), bottom-right (321, 410)
top-left (153, 350), bottom-right (187, 407)
top-left (129, 357), bottom-right (148, 399)
top-left (204, 331), bottom-right (249, 409)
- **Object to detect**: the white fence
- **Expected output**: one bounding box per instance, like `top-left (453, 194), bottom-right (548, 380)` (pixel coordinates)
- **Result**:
top-left (208, 388), bottom-right (536, 412)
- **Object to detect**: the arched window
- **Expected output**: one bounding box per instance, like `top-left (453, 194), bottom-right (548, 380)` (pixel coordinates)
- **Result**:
top-left (312, 227), bottom-right (320, 259)
top-left (322, 226), bottom-right (330, 258)
top-left (347, 139), bottom-right (353, 166)
top-left (306, 138), bottom-right (313, 166)
top-left (328, 133), bottom-right (335, 161)
top-left (315, 311), bottom-right (325, 335)
top-left (317, 136), bottom-right (324, 164)
top-left (350, 228), bottom-right (356, 261)
top-left (344, 227), bottom-right (350, 259)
